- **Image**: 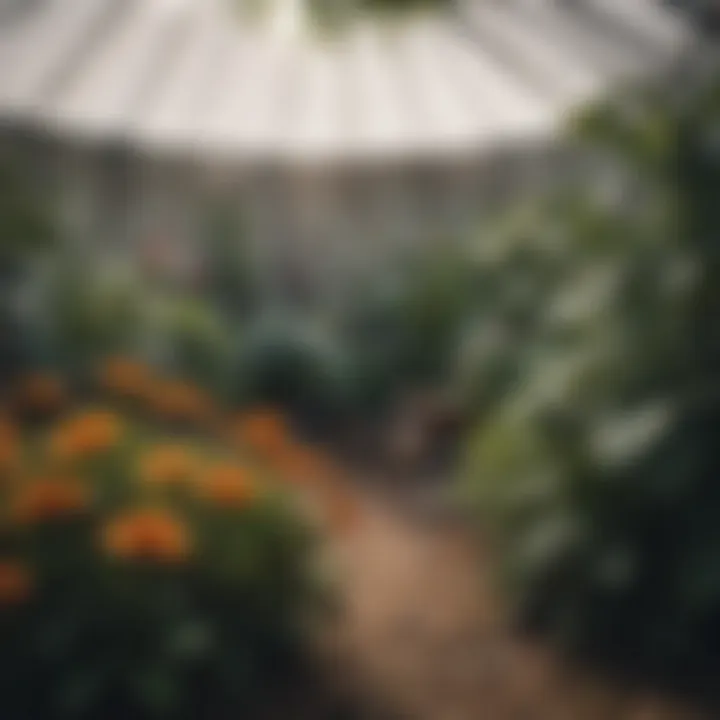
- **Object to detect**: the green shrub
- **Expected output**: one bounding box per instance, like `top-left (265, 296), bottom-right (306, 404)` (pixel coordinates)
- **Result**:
top-left (37, 261), bottom-right (146, 373)
top-left (22, 257), bottom-right (235, 397)
top-left (339, 248), bottom-right (480, 418)
top-left (152, 296), bottom-right (234, 393)
top-left (233, 313), bottom-right (353, 430)
top-left (462, 73), bottom-right (720, 685)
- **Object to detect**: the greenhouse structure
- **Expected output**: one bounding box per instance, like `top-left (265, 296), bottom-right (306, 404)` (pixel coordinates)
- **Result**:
top-left (0, 0), bottom-right (696, 294)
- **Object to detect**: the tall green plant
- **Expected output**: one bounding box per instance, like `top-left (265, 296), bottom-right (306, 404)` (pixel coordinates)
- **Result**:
top-left (463, 70), bottom-right (720, 684)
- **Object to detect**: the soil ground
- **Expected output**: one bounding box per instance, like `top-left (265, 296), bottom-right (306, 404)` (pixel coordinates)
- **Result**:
top-left (315, 474), bottom-right (712, 720)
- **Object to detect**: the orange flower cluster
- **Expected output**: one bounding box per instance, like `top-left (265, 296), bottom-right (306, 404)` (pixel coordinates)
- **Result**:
top-left (98, 357), bottom-right (153, 399)
top-left (0, 418), bottom-right (19, 476)
top-left (51, 410), bottom-right (123, 462)
top-left (14, 373), bottom-right (66, 415)
top-left (199, 463), bottom-right (255, 509)
top-left (147, 381), bottom-right (215, 425)
top-left (13, 478), bottom-right (89, 525)
top-left (98, 358), bottom-right (218, 427)
top-left (0, 561), bottom-right (33, 606)
top-left (232, 408), bottom-right (288, 456)
top-left (102, 509), bottom-right (191, 563)
top-left (139, 445), bottom-right (197, 488)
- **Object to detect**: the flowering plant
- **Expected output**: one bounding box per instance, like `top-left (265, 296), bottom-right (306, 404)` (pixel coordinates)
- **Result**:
top-left (0, 360), bottom-right (358, 718)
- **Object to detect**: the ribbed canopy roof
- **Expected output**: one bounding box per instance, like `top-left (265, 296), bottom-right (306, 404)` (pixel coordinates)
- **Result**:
top-left (0, 0), bottom-right (693, 163)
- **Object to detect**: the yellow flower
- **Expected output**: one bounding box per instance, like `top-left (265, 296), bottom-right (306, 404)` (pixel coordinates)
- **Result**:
top-left (199, 463), bottom-right (255, 509)
top-left (98, 357), bottom-right (153, 399)
top-left (13, 373), bottom-right (66, 415)
top-left (102, 509), bottom-right (192, 564)
top-left (139, 445), bottom-right (197, 487)
top-left (0, 561), bottom-right (33, 606)
top-left (13, 478), bottom-right (89, 525)
top-left (50, 410), bottom-right (123, 462)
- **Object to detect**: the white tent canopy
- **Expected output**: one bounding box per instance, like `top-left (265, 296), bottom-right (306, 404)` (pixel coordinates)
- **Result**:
top-left (0, 0), bottom-right (694, 164)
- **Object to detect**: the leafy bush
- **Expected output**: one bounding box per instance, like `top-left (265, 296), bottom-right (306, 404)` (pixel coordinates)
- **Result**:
top-left (151, 296), bottom-right (234, 394)
top-left (16, 254), bottom-right (237, 399)
top-left (0, 361), bottom-right (353, 719)
top-left (37, 261), bottom-right (147, 373)
top-left (338, 248), bottom-right (480, 419)
top-left (233, 313), bottom-right (354, 430)
top-left (462, 72), bottom-right (720, 684)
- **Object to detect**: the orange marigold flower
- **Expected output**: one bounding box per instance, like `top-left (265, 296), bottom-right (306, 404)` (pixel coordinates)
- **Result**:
top-left (232, 408), bottom-right (289, 456)
top-left (0, 419), bottom-right (20, 476)
top-left (102, 509), bottom-right (191, 563)
top-left (199, 463), bottom-right (255, 509)
top-left (147, 381), bottom-right (215, 424)
top-left (50, 410), bottom-right (123, 461)
top-left (14, 373), bottom-right (66, 414)
top-left (139, 445), bottom-right (197, 487)
top-left (13, 478), bottom-right (89, 525)
top-left (98, 357), bottom-right (153, 399)
top-left (0, 561), bottom-right (33, 606)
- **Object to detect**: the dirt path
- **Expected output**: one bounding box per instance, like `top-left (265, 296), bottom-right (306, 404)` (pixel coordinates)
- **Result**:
top-left (324, 482), bottom-right (708, 720)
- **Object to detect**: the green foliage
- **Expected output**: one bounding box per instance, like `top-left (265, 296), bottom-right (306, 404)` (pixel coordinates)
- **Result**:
top-left (0, 156), bottom-right (56, 382)
top-left (17, 254), bottom-right (236, 395)
top-left (40, 262), bottom-right (146, 371)
top-left (152, 296), bottom-right (234, 393)
top-left (338, 247), bottom-right (480, 418)
top-left (232, 313), bottom-right (353, 428)
top-left (200, 205), bottom-right (257, 317)
top-left (0, 162), bottom-right (53, 263)
top-left (309, 0), bottom-right (448, 22)
top-left (463, 72), bottom-right (720, 682)
top-left (239, 0), bottom-right (451, 32)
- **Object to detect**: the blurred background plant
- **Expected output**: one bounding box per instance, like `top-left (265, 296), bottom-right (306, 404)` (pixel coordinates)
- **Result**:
top-left (233, 0), bottom-right (455, 34)
top-left (232, 312), bottom-right (352, 434)
top-left (307, 0), bottom-right (450, 26)
top-left (0, 155), bottom-right (56, 384)
top-left (462, 68), bottom-right (720, 689)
